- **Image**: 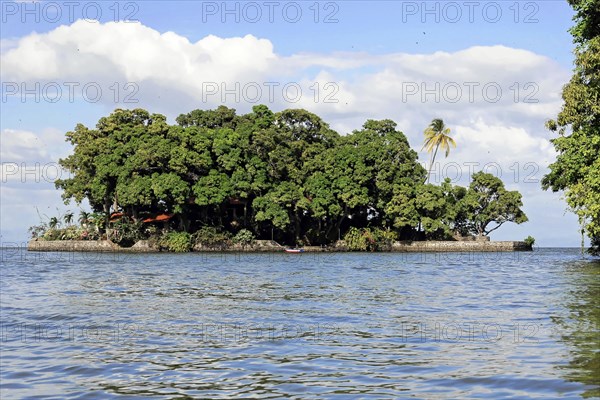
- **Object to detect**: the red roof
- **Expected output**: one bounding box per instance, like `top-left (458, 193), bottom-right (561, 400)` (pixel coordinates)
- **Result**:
top-left (155, 213), bottom-right (172, 221)
top-left (142, 213), bottom-right (173, 223)
top-left (109, 212), bottom-right (125, 222)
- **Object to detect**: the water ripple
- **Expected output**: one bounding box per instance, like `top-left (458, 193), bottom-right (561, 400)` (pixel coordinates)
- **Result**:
top-left (1, 248), bottom-right (598, 398)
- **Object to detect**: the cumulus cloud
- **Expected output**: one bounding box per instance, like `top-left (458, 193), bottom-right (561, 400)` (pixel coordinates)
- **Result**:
top-left (1, 129), bottom-right (48, 162)
top-left (447, 119), bottom-right (557, 182)
top-left (0, 128), bottom-right (68, 163)
top-left (1, 21), bottom-right (276, 94)
top-left (1, 21), bottom-right (568, 122)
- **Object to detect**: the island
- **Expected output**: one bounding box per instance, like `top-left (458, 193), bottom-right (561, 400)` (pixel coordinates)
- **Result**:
top-left (28, 107), bottom-right (533, 252)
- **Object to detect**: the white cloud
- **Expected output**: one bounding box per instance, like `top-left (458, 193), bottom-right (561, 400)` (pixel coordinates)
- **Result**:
top-left (1, 21), bottom-right (276, 90)
top-left (1, 21), bottom-right (569, 120)
top-left (0, 128), bottom-right (68, 163)
top-left (1, 129), bottom-right (48, 162)
top-left (453, 119), bottom-right (557, 164)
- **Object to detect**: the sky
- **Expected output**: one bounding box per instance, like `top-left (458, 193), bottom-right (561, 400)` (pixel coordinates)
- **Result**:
top-left (0, 0), bottom-right (586, 246)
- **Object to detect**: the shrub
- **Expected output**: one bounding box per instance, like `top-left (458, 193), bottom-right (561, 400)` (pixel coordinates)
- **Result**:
top-left (30, 221), bottom-right (100, 241)
top-left (79, 229), bottom-right (100, 240)
top-left (59, 226), bottom-right (80, 240)
top-left (42, 228), bottom-right (65, 241)
top-left (344, 227), bottom-right (370, 251)
top-left (193, 226), bottom-right (231, 248)
top-left (109, 219), bottom-right (144, 247)
top-left (89, 212), bottom-right (107, 232)
top-left (344, 227), bottom-right (398, 251)
top-left (159, 232), bottom-right (192, 252)
top-left (232, 229), bottom-right (255, 246)
top-left (373, 228), bottom-right (398, 250)
top-left (524, 235), bottom-right (535, 247)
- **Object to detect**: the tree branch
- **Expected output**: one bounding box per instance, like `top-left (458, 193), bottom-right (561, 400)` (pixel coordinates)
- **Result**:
top-left (485, 221), bottom-right (505, 235)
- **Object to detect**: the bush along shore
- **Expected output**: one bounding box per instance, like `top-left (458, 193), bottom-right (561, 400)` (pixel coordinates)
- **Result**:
top-left (27, 221), bottom-right (532, 253)
top-left (29, 107), bottom-right (534, 251)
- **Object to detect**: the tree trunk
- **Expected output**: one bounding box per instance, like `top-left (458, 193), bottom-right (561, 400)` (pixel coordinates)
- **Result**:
top-left (294, 210), bottom-right (301, 244)
top-left (427, 144), bottom-right (440, 184)
top-left (103, 197), bottom-right (111, 239)
top-left (113, 193), bottom-right (119, 213)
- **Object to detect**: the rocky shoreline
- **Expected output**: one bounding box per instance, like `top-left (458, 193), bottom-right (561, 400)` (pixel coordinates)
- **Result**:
top-left (27, 239), bottom-right (532, 252)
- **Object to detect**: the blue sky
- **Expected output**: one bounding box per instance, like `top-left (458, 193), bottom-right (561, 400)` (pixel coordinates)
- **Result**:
top-left (2, 1), bottom-right (575, 61)
top-left (0, 1), bottom-right (585, 246)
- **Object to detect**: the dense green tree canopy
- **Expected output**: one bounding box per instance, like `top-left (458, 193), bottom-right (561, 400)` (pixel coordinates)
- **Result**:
top-left (463, 172), bottom-right (528, 236)
top-left (56, 106), bottom-right (527, 245)
top-left (543, 0), bottom-right (600, 254)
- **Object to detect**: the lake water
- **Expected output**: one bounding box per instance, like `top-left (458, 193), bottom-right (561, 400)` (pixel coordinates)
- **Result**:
top-left (1, 248), bottom-right (598, 399)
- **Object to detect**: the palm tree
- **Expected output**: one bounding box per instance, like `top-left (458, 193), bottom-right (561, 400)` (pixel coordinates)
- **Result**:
top-left (63, 211), bottom-right (74, 226)
top-left (49, 217), bottom-right (60, 230)
top-left (79, 211), bottom-right (90, 227)
top-left (422, 118), bottom-right (456, 184)
top-left (90, 212), bottom-right (106, 232)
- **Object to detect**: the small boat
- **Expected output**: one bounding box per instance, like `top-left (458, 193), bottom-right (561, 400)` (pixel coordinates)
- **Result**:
top-left (284, 248), bottom-right (304, 253)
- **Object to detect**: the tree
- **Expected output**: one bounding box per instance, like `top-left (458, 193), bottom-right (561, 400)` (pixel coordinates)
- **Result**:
top-left (542, 0), bottom-right (600, 254)
top-left (414, 183), bottom-right (451, 239)
top-left (78, 211), bottom-right (90, 227)
top-left (56, 109), bottom-right (158, 227)
top-left (462, 172), bottom-right (528, 236)
top-left (63, 211), bottom-right (74, 226)
top-left (422, 118), bottom-right (456, 183)
top-left (49, 217), bottom-right (60, 230)
top-left (51, 106), bottom-right (527, 246)
top-left (441, 179), bottom-right (470, 237)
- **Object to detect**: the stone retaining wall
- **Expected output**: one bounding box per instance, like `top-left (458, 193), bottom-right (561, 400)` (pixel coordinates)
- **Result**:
top-left (193, 240), bottom-right (283, 252)
top-left (390, 240), bottom-right (530, 252)
top-left (27, 239), bottom-right (531, 252)
top-left (28, 240), bottom-right (121, 252)
top-left (27, 239), bottom-right (162, 253)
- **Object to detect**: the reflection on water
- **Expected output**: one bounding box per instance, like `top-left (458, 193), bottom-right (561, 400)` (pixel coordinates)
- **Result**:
top-left (0, 248), bottom-right (599, 399)
top-left (553, 259), bottom-right (600, 398)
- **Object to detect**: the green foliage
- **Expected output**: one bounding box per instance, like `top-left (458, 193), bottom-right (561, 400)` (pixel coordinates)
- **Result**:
top-left (422, 119), bottom-right (456, 183)
top-left (109, 218), bottom-right (144, 247)
top-left (59, 226), bottom-right (80, 240)
top-left (343, 227), bottom-right (371, 251)
top-left (373, 228), bottom-right (398, 250)
top-left (343, 227), bottom-right (398, 251)
top-left (29, 211), bottom-right (101, 241)
top-left (415, 184), bottom-right (452, 239)
top-left (524, 236), bottom-right (535, 247)
top-left (543, 1), bottom-right (600, 255)
top-left (567, 0), bottom-right (600, 44)
top-left (38, 226), bottom-right (100, 241)
top-left (41, 228), bottom-right (61, 241)
top-left (63, 211), bottom-right (74, 225)
top-left (159, 232), bottom-right (192, 252)
top-left (193, 226), bottom-right (232, 248)
top-left (49, 105), bottom-right (528, 247)
top-left (232, 229), bottom-right (255, 246)
top-left (462, 172), bottom-right (528, 236)
top-left (49, 217), bottom-right (60, 229)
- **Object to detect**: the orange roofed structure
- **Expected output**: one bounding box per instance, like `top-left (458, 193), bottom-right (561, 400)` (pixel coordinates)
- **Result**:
top-left (142, 214), bottom-right (174, 223)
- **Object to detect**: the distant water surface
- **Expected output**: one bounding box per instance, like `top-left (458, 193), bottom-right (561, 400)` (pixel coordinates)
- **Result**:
top-left (1, 248), bottom-right (598, 399)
